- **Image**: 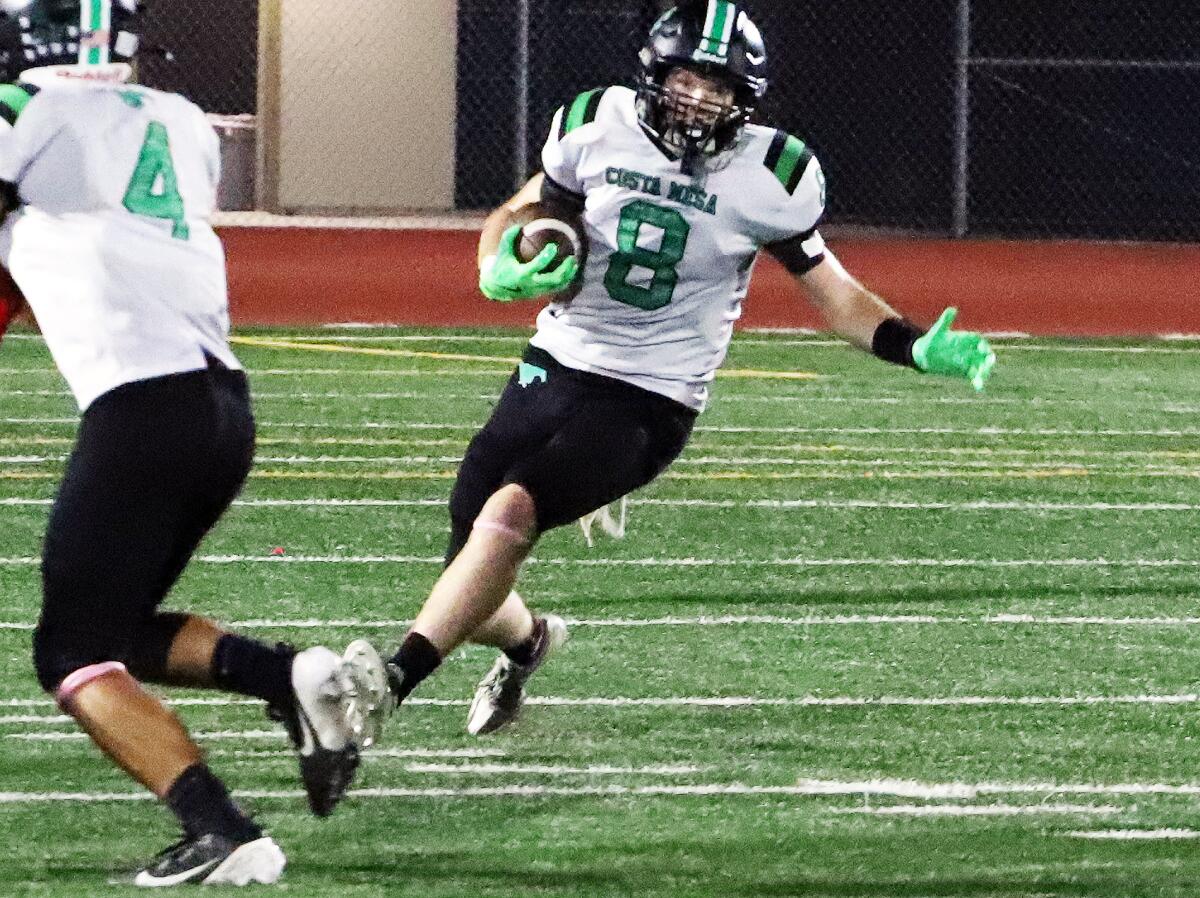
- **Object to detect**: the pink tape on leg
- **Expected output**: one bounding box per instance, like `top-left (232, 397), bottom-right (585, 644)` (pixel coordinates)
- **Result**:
top-left (473, 519), bottom-right (530, 544)
top-left (56, 661), bottom-right (128, 705)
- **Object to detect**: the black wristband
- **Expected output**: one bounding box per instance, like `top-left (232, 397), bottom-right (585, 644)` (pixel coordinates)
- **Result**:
top-left (871, 317), bottom-right (925, 368)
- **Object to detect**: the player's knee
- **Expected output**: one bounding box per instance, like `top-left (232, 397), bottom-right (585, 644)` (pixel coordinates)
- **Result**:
top-left (31, 620), bottom-right (112, 694)
top-left (32, 595), bottom-right (137, 693)
top-left (473, 483), bottom-right (538, 545)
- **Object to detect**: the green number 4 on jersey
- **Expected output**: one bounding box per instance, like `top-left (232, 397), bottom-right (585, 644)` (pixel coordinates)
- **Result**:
top-left (123, 121), bottom-right (189, 240)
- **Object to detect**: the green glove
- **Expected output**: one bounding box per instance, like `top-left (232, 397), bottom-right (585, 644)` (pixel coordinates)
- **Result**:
top-left (479, 225), bottom-right (579, 302)
top-left (911, 307), bottom-right (996, 392)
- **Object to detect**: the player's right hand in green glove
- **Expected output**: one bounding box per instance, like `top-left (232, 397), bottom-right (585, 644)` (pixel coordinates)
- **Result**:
top-left (479, 225), bottom-right (579, 302)
top-left (912, 307), bottom-right (997, 392)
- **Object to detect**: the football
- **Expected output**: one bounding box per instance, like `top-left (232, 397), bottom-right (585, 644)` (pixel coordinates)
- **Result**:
top-left (508, 201), bottom-right (587, 300)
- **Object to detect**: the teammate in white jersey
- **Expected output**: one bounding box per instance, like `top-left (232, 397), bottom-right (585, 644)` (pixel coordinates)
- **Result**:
top-left (0, 1), bottom-right (369, 885)
top-left (343, 1), bottom-right (996, 739)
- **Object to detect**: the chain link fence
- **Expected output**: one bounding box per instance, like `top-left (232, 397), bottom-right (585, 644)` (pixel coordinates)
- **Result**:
top-left (139, 0), bottom-right (257, 115)
top-left (132, 0), bottom-right (1198, 240)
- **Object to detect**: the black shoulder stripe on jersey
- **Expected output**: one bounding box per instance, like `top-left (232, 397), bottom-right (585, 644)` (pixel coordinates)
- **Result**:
top-left (764, 130), bottom-right (814, 196)
top-left (763, 130), bottom-right (789, 172)
top-left (563, 87), bottom-right (606, 136)
top-left (581, 88), bottom-right (604, 126)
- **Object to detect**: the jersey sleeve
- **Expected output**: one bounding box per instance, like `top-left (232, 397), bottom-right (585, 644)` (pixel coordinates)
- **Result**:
top-left (0, 83), bottom-right (45, 189)
top-left (754, 131), bottom-right (828, 275)
top-left (540, 87), bottom-right (606, 197)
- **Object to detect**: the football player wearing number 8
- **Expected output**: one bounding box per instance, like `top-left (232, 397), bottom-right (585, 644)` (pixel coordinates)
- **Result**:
top-left (0, 0), bottom-right (372, 886)
top-left (342, 1), bottom-right (996, 739)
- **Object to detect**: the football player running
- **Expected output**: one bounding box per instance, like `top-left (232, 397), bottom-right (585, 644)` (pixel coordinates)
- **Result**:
top-left (0, 1), bottom-right (369, 886)
top-left (343, 0), bottom-right (995, 741)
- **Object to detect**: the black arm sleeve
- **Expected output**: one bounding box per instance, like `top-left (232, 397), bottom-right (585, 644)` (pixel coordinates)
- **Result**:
top-left (764, 227), bottom-right (825, 275)
top-left (540, 173), bottom-right (586, 215)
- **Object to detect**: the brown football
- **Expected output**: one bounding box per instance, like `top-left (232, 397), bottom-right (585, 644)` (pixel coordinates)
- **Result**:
top-left (508, 201), bottom-right (587, 300)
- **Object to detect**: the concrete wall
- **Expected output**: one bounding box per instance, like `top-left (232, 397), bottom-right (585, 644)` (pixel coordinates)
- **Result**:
top-left (260, 0), bottom-right (458, 212)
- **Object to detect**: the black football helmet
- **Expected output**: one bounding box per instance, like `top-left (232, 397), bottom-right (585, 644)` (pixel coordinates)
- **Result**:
top-left (0, 0), bottom-right (140, 80)
top-left (636, 0), bottom-right (768, 174)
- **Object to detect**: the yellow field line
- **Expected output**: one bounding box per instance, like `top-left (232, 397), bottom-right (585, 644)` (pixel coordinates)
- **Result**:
top-left (229, 336), bottom-right (824, 381)
top-left (230, 336), bottom-right (516, 364)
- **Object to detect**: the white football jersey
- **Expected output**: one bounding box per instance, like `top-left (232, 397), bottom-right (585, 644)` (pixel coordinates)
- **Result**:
top-left (532, 85), bottom-right (826, 410)
top-left (0, 77), bottom-right (240, 411)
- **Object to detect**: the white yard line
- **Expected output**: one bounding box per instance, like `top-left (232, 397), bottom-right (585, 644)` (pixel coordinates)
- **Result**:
top-left (3, 453), bottom-right (1188, 472)
top-left (9, 419), bottom-right (1200, 438)
top-left (5, 497), bottom-right (1200, 512)
top-left (1066, 829), bottom-right (1200, 840)
top-left (831, 804), bottom-right (1116, 816)
top-left (0, 554), bottom-right (1198, 569)
top-left (7, 729), bottom-right (288, 741)
top-left (0, 388), bottom-right (1176, 409)
top-left (213, 748), bottom-right (507, 759)
top-left (8, 497), bottom-right (1200, 512)
top-left (7, 693), bottom-right (1200, 724)
top-left (0, 451), bottom-right (1185, 473)
top-left (5, 613), bottom-right (1200, 634)
top-left (403, 763), bottom-right (703, 775)
top-left (0, 786), bottom-right (1122, 815)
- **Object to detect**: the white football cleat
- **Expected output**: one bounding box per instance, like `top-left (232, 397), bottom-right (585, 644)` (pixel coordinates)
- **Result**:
top-left (270, 646), bottom-right (360, 817)
top-left (340, 638), bottom-right (395, 748)
top-left (134, 834), bottom-right (286, 887)
top-left (467, 615), bottom-right (568, 736)
top-left (578, 496), bottom-right (628, 548)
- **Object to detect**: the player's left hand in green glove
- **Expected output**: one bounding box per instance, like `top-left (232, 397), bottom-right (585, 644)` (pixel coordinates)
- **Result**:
top-left (912, 307), bottom-right (996, 392)
top-left (479, 225), bottom-right (579, 302)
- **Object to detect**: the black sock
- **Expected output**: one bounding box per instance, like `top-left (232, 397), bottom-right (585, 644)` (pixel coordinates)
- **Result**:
top-left (386, 633), bottom-right (442, 703)
top-left (503, 618), bottom-right (545, 666)
top-left (165, 763), bottom-right (262, 843)
top-left (212, 635), bottom-right (295, 707)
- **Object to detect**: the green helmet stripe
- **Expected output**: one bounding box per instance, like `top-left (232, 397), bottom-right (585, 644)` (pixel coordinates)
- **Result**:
top-left (83, 0), bottom-right (111, 66)
top-left (564, 88), bottom-right (604, 134)
top-left (701, 1), bottom-right (735, 57)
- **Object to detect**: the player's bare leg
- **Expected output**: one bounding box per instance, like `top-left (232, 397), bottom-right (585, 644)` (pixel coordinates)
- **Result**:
top-left (56, 662), bottom-right (283, 886)
top-left (132, 613), bottom-right (361, 819)
top-left (407, 484), bottom-right (538, 656)
top-left (460, 587), bottom-right (568, 734)
top-left (343, 484), bottom-right (561, 740)
top-left (466, 590), bottom-right (536, 649)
